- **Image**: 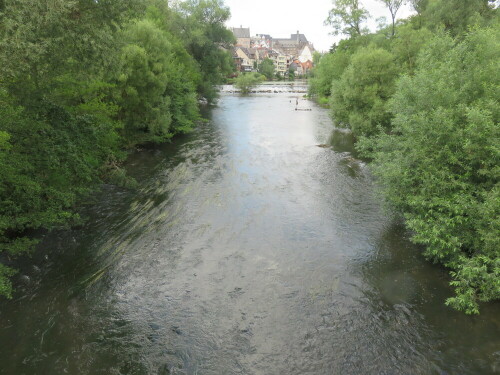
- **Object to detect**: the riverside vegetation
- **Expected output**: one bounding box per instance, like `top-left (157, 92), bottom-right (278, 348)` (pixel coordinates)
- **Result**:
top-left (0, 0), bottom-right (235, 297)
top-left (310, 0), bottom-right (499, 314)
top-left (234, 72), bottom-right (265, 93)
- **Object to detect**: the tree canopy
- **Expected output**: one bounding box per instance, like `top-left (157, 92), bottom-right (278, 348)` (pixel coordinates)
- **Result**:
top-left (258, 58), bottom-right (276, 81)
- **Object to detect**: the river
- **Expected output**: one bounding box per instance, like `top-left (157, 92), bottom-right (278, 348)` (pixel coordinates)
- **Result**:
top-left (1, 82), bottom-right (499, 374)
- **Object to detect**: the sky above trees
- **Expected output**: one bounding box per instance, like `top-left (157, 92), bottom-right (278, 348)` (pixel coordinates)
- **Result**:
top-left (224, 0), bottom-right (415, 51)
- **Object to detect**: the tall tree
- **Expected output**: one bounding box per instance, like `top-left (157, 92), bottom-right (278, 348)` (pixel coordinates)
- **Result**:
top-left (258, 58), bottom-right (275, 81)
top-left (329, 47), bottom-right (398, 136)
top-left (378, 0), bottom-right (405, 36)
top-left (325, 0), bottom-right (370, 38)
top-left (172, 0), bottom-right (235, 102)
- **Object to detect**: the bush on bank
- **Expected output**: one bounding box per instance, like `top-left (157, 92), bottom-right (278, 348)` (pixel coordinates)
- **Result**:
top-left (0, 0), bottom-right (235, 298)
top-left (311, 0), bottom-right (499, 313)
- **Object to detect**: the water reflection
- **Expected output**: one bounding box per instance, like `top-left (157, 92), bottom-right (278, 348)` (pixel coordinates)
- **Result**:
top-left (328, 128), bottom-right (357, 155)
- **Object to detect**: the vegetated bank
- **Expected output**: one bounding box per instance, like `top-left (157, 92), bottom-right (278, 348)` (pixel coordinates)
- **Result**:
top-left (0, 0), bottom-right (235, 298)
top-left (309, 0), bottom-right (499, 314)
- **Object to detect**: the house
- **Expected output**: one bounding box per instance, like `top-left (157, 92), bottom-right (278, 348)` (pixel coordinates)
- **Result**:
top-left (232, 54), bottom-right (243, 73)
top-left (289, 59), bottom-right (304, 76)
top-left (301, 60), bottom-right (314, 75)
top-left (247, 48), bottom-right (260, 66)
top-left (267, 49), bottom-right (291, 75)
top-left (255, 48), bottom-right (270, 61)
top-left (298, 45), bottom-right (313, 64)
top-left (234, 47), bottom-right (256, 72)
top-left (275, 54), bottom-right (288, 75)
top-left (232, 27), bottom-right (251, 48)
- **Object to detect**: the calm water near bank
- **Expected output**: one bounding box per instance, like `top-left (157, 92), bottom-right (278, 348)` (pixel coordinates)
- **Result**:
top-left (1, 83), bottom-right (499, 374)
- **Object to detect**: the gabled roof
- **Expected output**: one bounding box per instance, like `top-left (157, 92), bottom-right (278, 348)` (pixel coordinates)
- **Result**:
top-left (298, 44), bottom-right (313, 56)
top-left (235, 46), bottom-right (250, 59)
top-left (247, 48), bottom-right (258, 59)
top-left (232, 27), bottom-right (250, 38)
top-left (235, 47), bottom-right (258, 60)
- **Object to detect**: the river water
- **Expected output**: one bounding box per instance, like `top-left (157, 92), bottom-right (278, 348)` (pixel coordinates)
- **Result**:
top-left (1, 83), bottom-right (499, 374)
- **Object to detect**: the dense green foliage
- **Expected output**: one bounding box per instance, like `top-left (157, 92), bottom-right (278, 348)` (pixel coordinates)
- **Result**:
top-left (258, 58), bottom-right (276, 81)
top-left (172, 0), bottom-right (235, 102)
top-left (0, 0), bottom-right (235, 298)
top-left (234, 73), bottom-right (265, 93)
top-left (330, 47), bottom-right (398, 137)
top-left (312, 0), bottom-right (499, 313)
top-left (308, 50), bottom-right (350, 98)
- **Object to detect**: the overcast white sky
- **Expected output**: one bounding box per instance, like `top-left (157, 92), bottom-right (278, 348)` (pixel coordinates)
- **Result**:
top-left (224, 0), bottom-right (416, 52)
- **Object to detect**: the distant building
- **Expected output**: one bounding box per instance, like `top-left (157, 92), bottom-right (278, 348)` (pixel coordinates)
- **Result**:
top-left (275, 54), bottom-right (288, 75)
top-left (232, 55), bottom-right (243, 74)
top-left (252, 34), bottom-right (273, 49)
top-left (231, 28), bottom-right (316, 75)
top-left (232, 26), bottom-right (251, 48)
top-left (273, 31), bottom-right (313, 58)
top-left (234, 47), bottom-right (259, 72)
top-left (289, 60), bottom-right (304, 76)
top-left (301, 60), bottom-right (314, 75)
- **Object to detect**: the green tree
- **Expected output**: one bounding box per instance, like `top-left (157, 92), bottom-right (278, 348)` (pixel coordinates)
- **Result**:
top-left (0, 90), bottom-right (119, 297)
top-left (421, 0), bottom-right (496, 35)
top-left (234, 73), bottom-right (264, 93)
top-left (258, 58), bottom-right (275, 80)
top-left (409, 0), bottom-right (428, 15)
top-left (116, 20), bottom-right (174, 143)
top-left (173, 0), bottom-right (235, 102)
top-left (325, 0), bottom-right (370, 38)
top-left (0, 0), bottom-right (138, 104)
top-left (378, 0), bottom-right (405, 36)
top-left (308, 50), bottom-right (351, 98)
top-left (115, 18), bottom-right (200, 144)
top-left (390, 23), bottom-right (433, 74)
top-left (330, 47), bottom-right (398, 137)
top-left (312, 51), bottom-right (322, 65)
top-left (366, 28), bottom-right (500, 313)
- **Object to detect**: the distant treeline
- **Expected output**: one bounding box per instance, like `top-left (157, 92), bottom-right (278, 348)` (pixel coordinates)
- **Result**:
top-left (310, 0), bottom-right (499, 314)
top-left (0, 0), bottom-right (235, 297)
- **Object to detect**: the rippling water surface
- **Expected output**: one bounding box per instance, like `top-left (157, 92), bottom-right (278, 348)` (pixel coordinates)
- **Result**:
top-left (1, 84), bottom-right (499, 374)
